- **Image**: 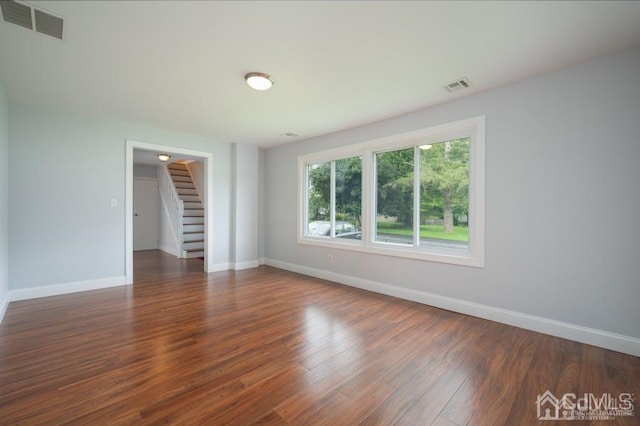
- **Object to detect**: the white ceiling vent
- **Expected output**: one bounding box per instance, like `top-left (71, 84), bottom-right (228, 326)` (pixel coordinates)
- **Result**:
top-left (1, 0), bottom-right (63, 40)
top-left (444, 77), bottom-right (472, 93)
top-left (0, 0), bottom-right (32, 30)
top-left (34, 9), bottom-right (63, 39)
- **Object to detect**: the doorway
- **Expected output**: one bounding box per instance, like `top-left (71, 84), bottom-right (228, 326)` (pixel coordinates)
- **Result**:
top-left (126, 140), bottom-right (214, 284)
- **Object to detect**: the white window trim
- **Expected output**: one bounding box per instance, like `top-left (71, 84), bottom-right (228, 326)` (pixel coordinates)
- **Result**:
top-left (298, 116), bottom-right (485, 268)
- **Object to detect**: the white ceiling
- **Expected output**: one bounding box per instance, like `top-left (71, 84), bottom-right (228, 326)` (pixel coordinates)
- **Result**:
top-left (1, 1), bottom-right (639, 147)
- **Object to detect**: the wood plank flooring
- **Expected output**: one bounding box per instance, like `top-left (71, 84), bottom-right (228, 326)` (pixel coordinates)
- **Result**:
top-left (1, 250), bottom-right (638, 425)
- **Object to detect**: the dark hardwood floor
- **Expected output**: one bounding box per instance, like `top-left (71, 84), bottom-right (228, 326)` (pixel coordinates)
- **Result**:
top-left (1, 250), bottom-right (638, 425)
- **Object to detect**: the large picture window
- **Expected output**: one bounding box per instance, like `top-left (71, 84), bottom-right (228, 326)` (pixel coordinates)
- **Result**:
top-left (299, 116), bottom-right (485, 267)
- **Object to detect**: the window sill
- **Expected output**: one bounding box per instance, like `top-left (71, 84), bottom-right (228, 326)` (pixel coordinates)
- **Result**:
top-left (298, 237), bottom-right (484, 268)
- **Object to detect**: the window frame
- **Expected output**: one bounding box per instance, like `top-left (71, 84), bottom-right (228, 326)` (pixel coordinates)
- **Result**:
top-left (298, 115), bottom-right (485, 268)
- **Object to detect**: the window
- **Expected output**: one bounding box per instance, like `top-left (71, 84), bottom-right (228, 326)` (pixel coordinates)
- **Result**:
top-left (375, 147), bottom-right (414, 245)
top-left (306, 156), bottom-right (362, 240)
top-left (299, 116), bottom-right (485, 267)
top-left (374, 138), bottom-right (470, 249)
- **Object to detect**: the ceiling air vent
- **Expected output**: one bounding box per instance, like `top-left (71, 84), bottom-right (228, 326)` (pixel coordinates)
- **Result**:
top-left (34, 8), bottom-right (63, 39)
top-left (444, 77), bottom-right (472, 93)
top-left (1, 0), bottom-right (63, 40)
top-left (0, 0), bottom-right (33, 30)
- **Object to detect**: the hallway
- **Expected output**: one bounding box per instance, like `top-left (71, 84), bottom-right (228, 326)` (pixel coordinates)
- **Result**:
top-left (133, 250), bottom-right (204, 283)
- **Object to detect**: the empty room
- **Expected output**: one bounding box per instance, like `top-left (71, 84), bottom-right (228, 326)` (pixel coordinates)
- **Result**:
top-left (0, 1), bottom-right (639, 424)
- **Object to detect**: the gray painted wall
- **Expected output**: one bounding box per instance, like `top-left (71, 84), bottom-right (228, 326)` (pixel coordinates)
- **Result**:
top-left (8, 104), bottom-right (232, 289)
top-left (264, 46), bottom-right (640, 339)
top-left (133, 164), bottom-right (158, 179)
top-left (258, 148), bottom-right (266, 261)
top-left (231, 143), bottom-right (259, 265)
top-left (0, 82), bottom-right (8, 308)
top-left (188, 161), bottom-right (205, 203)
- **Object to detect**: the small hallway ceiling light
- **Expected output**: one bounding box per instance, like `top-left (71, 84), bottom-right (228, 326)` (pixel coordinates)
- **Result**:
top-left (157, 154), bottom-right (171, 162)
top-left (419, 144), bottom-right (432, 150)
top-left (245, 72), bottom-right (274, 91)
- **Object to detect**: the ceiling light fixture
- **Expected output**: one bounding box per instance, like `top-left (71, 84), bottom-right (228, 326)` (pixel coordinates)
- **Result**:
top-left (245, 72), bottom-right (274, 91)
top-left (419, 144), bottom-right (432, 150)
top-left (157, 154), bottom-right (171, 162)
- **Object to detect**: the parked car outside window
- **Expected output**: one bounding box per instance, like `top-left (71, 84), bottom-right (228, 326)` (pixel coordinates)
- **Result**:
top-left (308, 221), bottom-right (361, 239)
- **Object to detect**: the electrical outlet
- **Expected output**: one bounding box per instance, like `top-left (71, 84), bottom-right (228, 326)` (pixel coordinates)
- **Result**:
top-left (327, 254), bottom-right (333, 263)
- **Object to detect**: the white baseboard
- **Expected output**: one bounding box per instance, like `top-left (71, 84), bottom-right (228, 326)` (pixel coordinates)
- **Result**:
top-left (158, 244), bottom-right (180, 257)
top-left (8, 276), bottom-right (128, 302)
top-left (210, 262), bottom-right (231, 272)
top-left (234, 260), bottom-right (260, 271)
top-left (0, 291), bottom-right (8, 324)
top-left (264, 258), bottom-right (640, 357)
top-left (208, 261), bottom-right (260, 272)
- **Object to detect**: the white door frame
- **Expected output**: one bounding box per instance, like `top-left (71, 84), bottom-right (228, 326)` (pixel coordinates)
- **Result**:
top-left (126, 139), bottom-right (214, 284)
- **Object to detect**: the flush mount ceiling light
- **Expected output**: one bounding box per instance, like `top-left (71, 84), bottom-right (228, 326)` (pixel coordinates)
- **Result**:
top-left (157, 154), bottom-right (171, 162)
top-left (244, 72), bottom-right (274, 91)
top-left (419, 144), bottom-right (432, 150)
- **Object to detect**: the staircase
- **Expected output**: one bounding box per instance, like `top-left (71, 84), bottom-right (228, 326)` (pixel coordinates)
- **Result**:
top-left (167, 163), bottom-right (205, 258)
